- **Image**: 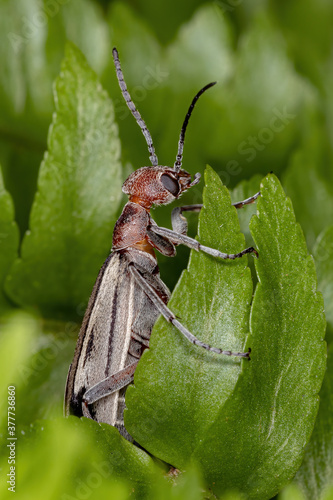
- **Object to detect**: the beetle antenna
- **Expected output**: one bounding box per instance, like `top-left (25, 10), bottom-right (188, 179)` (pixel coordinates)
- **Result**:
top-left (112, 48), bottom-right (158, 166)
top-left (174, 82), bottom-right (216, 172)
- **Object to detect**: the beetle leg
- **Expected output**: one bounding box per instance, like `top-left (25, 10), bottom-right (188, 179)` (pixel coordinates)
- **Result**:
top-left (130, 264), bottom-right (250, 358)
top-left (232, 191), bottom-right (261, 209)
top-left (148, 224), bottom-right (258, 259)
top-left (82, 361), bottom-right (139, 408)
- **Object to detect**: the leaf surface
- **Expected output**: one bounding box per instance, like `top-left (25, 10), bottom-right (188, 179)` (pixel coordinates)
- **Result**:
top-left (295, 345), bottom-right (333, 499)
top-left (5, 43), bottom-right (123, 317)
top-left (126, 165), bottom-right (253, 465)
top-left (0, 166), bottom-right (19, 314)
top-left (194, 174), bottom-right (326, 498)
top-left (294, 225), bottom-right (333, 498)
top-left (127, 171), bottom-right (326, 499)
top-left (313, 226), bottom-right (333, 340)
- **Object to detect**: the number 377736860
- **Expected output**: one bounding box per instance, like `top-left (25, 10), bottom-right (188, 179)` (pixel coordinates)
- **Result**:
top-left (64, 48), bottom-right (260, 440)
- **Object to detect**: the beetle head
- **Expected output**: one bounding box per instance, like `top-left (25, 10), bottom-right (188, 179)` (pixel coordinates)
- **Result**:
top-left (112, 49), bottom-right (215, 210)
top-left (122, 166), bottom-right (201, 209)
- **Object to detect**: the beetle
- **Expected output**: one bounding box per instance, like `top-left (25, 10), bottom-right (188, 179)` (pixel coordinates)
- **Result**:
top-left (64, 48), bottom-right (259, 440)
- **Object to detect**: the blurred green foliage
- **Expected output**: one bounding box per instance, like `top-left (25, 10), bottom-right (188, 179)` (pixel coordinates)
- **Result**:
top-left (0, 0), bottom-right (332, 498)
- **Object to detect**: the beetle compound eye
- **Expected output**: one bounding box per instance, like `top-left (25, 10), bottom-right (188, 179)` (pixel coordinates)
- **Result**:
top-left (161, 174), bottom-right (179, 196)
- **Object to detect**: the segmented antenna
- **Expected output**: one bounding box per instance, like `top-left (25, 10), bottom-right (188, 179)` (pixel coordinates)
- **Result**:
top-left (112, 48), bottom-right (158, 166)
top-left (174, 82), bottom-right (216, 172)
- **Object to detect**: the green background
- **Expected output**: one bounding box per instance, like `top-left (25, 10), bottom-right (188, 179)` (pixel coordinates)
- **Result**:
top-left (0, 1), bottom-right (332, 499)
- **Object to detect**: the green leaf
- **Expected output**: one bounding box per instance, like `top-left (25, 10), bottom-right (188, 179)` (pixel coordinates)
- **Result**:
top-left (0, 0), bottom-right (111, 237)
top-left (313, 226), bottom-right (333, 340)
top-left (14, 320), bottom-right (80, 425)
top-left (292, 226), bottom-right (333, 499)
top-left (165, 4), bottom-right (235, 91)
top-left (270, 0), bottom-right (333, 90)
top-left (107, 2), bottom-right (162, 85)
top-left (0, 313), bottom-right (38, 426)
top-left (278, 484), bottom-right (306, 500)
top-left (150, 466), bottom-right (209, 500)
top-left (206, 11), bottom-right (313, 180)
top-left (0, 0), bottom-right (109, 129)
top-left (0, 166), bottom-right (19, 314)
top-left (230, 174), bottom-right (262, 248)
top-left (125, 165), bottom-right (253, 464)
top-left (0, 313), bottom-right (78, 428)
top-left (126, 170), bottom-right (326, 499)
top-left (132, 0), bottom-right (208, 45)
top-left (282, 118), bottom-right (333, 249)
top-left (193, 174), bottom-right (326, 498)
top-left (322, 485), bottom-right (333, 500)
top-left (219, 493), bottom-right (247, 500)
top-left (0, 142), bottom-right (43, 240)
top-left (0, 417), bottom-right (157, 499)
top-left (295, 344), bottom-right (333, 499)
top-left (5, 42), bottom-right (123, 317)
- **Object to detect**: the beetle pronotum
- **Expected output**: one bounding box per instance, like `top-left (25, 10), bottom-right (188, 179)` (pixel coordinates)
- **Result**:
top-left (64, 48), bottom-right (260, 440)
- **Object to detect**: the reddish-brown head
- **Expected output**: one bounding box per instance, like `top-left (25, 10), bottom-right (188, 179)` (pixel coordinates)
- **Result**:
top-left (122, 166), bottom-right (200, 209)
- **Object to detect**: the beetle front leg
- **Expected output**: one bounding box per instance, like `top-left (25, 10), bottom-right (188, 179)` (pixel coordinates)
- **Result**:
top-left (148, 225), bottom-right (258, 260)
